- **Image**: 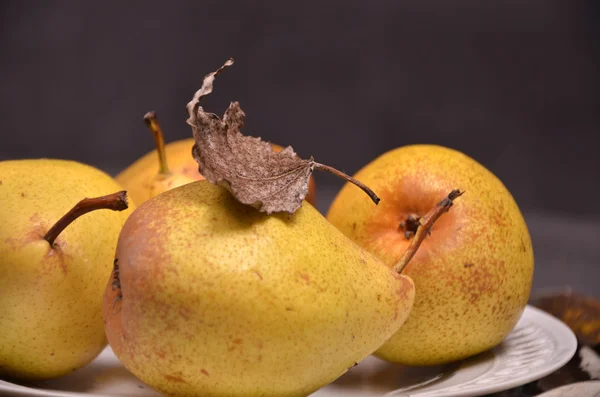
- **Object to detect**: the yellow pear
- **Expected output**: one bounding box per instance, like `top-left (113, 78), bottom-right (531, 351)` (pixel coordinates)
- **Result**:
top-left (327, 144), bottom-right (534, 366)
top-left (0, 159), bottom-right (134, 380)
top-left (117, 112), bottom-right (317, 206)
top-left (116, 112), bottom-right (201, 206)
top-left (103, 180), bottom-right (414, 397)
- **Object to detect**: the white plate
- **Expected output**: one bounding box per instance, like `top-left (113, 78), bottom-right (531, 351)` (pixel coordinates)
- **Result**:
top-left (0, 305), bottom-right (577, 397)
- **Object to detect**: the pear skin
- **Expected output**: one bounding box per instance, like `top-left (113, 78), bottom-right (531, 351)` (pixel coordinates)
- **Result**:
top-left (0, 159), bottom-right (134, 380)
top-left (327, 145), bottom-right (534, 366)
top-left (103, 180), bottom-right (414, 397)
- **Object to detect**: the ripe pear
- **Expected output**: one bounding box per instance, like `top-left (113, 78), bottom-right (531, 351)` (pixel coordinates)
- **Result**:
top-left (327, 144), bottom-right (534, 366)
top-left (103, 180), bottom-right (414, 397)
top-left (115, 112), bottom-right (201, 206)
top-left (0, 159), bottom-right (134, 380)
top-left (117, 112), bottom-right (317, 206)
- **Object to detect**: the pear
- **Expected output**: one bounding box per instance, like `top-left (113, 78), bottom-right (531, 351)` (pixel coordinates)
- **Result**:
top-left (0, 159), bottom-right (133, 380)
top-left (102, 180), bottom-right (415, 397)
top-left (116, 112), bottom-right (200, 206)
top-left (327, 145), bottom-right (534, 365)
top-left (117, 112), bottom-right (317, 206)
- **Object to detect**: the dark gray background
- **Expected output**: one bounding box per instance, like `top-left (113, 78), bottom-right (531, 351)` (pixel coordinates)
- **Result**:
top-left (1, 1), bottom-right (598, 296)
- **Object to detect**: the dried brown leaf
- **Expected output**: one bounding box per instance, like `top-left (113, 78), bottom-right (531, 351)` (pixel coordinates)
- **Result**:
top-left (186, 59), bottom-right (379, 214)
top-left (531, 289), bottom-right (600, 347)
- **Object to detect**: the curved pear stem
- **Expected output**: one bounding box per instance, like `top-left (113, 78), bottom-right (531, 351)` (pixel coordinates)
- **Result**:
top-left (392, 189), bottom-right (464, 274)
top-left (44, 191), bottom-right (129, 247)
top-left (312, 162), bottom-right (380, 205)
top-left (144, 111), bottom-right (170, 176)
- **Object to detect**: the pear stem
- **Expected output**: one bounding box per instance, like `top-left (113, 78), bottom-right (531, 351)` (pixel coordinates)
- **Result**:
top-left (312, 162), bottom-right (380, 205)
top-left (44, 191), bottom-right (129, 247)
top-left (144, 111), bottom-right (170, 176)
top-left (392, 189), bottom-right (464, 274)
